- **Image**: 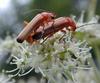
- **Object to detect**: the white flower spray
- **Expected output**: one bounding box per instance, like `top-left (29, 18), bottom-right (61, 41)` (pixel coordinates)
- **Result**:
top-left (0, 71), bottom-right (15, 83)
top-left (0, 12), bottom-right (99, 83)
top-left (1, 31), bottom-right (93, 83)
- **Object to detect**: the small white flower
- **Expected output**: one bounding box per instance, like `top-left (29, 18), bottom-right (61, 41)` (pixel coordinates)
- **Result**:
top-left (75, 11), bottom-right (100, 38)
top-left (0, 72), bottom-right (15, 83)
top-left (6, 43), bottom-right (35, 77)
top-left (73, 69), bottom-right (95, 83)
top-left (5, 32), bottom-right (92, 82)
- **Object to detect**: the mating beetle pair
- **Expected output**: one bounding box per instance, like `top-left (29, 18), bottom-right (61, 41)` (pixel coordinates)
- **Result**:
top-left (17, 12), bottom-right (76, 44)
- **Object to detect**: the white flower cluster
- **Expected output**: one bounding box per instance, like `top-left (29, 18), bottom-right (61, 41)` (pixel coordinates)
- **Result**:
top-left (74, 11), bottom-right (100, 38)
top-left (0, 11), bottom-right (99, 82)
top-left (0, 36), bottom-right (16, 52)
top-left (0, 71), bottom-right (15, 83)
top-left (1, 31), bottom-right (92, 83)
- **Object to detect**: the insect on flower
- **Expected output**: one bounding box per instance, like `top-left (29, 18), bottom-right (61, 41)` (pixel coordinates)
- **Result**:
top-left (16, 12), bottom-right (56, 43)
top-left (17, 11), bottom-right (99, 45)
top-left (30, 17), bottom-right (99, 44)
top-left (31, 17), bottom-right (77, 43)
top-left (32, 17), bottom-right (100, 43)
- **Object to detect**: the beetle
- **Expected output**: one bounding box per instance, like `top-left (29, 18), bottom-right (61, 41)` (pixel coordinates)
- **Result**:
top-left (16, 12), bottom-right (56, 43)
top-left (28, 17), bottom-right (77, 44)
top-left (31, 17), bottom-right (99, 44)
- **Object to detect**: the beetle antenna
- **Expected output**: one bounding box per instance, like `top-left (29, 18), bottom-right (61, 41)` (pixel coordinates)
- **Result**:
top-left (23, 9), bottom-right (48, 15)
top-left (77, 22), bottom-right (99, 28)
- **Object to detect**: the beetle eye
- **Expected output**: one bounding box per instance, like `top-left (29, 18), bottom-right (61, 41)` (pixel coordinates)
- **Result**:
top-left (51, 16), bottom-right (55, 19)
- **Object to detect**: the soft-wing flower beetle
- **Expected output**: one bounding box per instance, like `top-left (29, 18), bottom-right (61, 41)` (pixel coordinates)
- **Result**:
top-left (16, 12), bottom-right (56, 43)
top-left (30, 17), bottom-right (76, 44)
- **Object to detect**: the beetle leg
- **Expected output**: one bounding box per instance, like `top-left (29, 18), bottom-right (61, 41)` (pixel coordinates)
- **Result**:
top-left (24, 21), bottom-right (28, 27)
top-left (60, 29), bottom-right (66, 33)
top-left (58, 29), bottom-right (66, 43)
top-left (59, 33), bottom-right (66, 42)
top-left (40, 34), bottom-right (53, 44)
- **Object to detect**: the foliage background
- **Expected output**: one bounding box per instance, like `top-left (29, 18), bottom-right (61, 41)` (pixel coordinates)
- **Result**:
top-left (0, 0), bottom-right (100, 83)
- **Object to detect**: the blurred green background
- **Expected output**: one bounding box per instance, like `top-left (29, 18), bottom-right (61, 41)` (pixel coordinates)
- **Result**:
top-left (0, 0), bottom-right (100, 38)
top-left (0, 0), bottom-right (100, 82)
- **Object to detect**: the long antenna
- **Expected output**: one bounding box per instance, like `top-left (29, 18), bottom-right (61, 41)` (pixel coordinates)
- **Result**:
top-left (77, 22), bottom-right (99, 28)
top-left (23, 9), bottom-right (47, 15)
